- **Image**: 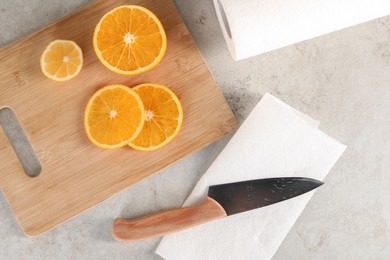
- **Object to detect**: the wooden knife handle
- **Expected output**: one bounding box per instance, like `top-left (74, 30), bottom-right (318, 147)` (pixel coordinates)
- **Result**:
top-left (112, 197), bottom-right (227, 242)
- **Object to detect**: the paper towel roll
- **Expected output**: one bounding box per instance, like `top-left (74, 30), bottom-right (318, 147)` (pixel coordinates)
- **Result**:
top-left (214, 0), bottom-right (390, 60)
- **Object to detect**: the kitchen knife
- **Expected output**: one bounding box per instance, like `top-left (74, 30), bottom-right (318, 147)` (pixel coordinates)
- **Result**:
top-left (112, 177), bottom-right (323, 242)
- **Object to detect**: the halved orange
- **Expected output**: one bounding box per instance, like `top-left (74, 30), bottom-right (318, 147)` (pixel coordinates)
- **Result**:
top-left (129, 83), bottom-right (183, 151)
top-left (40, 40), bottom-right (83, 81)
top-left (84, 85), bottom-right (145, 149)
top-left (93, 5), bottom-right (167, 75)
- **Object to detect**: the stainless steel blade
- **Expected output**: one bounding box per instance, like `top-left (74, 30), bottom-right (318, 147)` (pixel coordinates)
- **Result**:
top-left (207, 177), bottom-right (323, 215)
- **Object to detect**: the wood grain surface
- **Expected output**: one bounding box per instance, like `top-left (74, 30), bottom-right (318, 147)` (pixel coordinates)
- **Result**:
top-left (0, 0), bottom-right (236, 236)
top-left (112, 197), bottom-right (227, 242)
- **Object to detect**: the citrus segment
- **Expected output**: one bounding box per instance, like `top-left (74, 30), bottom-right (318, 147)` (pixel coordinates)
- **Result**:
top-left (129, 83), bottom-right (183, 151)
top-left (93, 5), bottom-right (167, 75)
top-left (84, 85), bottom-right (145, 149)
top-left (40, 40), bottom-right (83, 81)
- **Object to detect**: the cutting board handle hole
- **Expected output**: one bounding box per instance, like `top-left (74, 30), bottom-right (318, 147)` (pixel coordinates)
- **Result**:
top-left (0, 107), bottom-right (41, 177)
top-left (217, 0), bottom-right (232, 39)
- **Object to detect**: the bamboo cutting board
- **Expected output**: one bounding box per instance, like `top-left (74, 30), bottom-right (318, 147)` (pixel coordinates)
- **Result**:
top-left (0, 0), bottom-right (236, 236)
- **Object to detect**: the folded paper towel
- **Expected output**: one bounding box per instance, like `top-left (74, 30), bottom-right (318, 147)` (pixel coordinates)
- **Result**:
top-left (156, 93), bottom-right (346, 260)
top-left (214, 0), bottom-right (390, 60)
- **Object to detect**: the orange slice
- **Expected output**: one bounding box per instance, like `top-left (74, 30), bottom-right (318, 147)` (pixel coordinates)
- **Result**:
top-left (40, 40), bottom-right (83, 81)
top-left (93, 5), bottom-right (167, 75)
top-left (84, 84), bottom-right (145, 149)
top-left (129, 83), bottom-right (183, 151)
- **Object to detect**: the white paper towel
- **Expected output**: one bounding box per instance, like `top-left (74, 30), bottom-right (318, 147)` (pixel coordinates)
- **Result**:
top-left (156, 93), bottom-right (346, 260)
top-left (214, 0), bottom-right (390, 60)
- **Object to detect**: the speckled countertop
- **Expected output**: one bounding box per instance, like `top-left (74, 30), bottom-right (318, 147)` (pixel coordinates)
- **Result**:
top-left (1, 0), bottom-right (390, 259)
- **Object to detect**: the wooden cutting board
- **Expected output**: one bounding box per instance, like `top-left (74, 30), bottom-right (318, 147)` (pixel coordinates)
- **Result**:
top-left (0, 0), bottom-right (236, 236)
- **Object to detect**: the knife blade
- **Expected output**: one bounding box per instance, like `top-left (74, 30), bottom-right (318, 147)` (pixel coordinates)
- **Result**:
top-left (112, 177), bottom-right (323, 242)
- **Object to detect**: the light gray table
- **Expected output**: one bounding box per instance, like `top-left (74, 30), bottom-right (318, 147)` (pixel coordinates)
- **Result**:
top-left (1, 1), bottom-right (390, 259)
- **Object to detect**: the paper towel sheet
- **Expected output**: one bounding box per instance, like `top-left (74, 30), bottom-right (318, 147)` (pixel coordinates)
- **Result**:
top-left (214, 0), bottom-right (390, 60)
top-left (156, 93), bottom-right (346, 260)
